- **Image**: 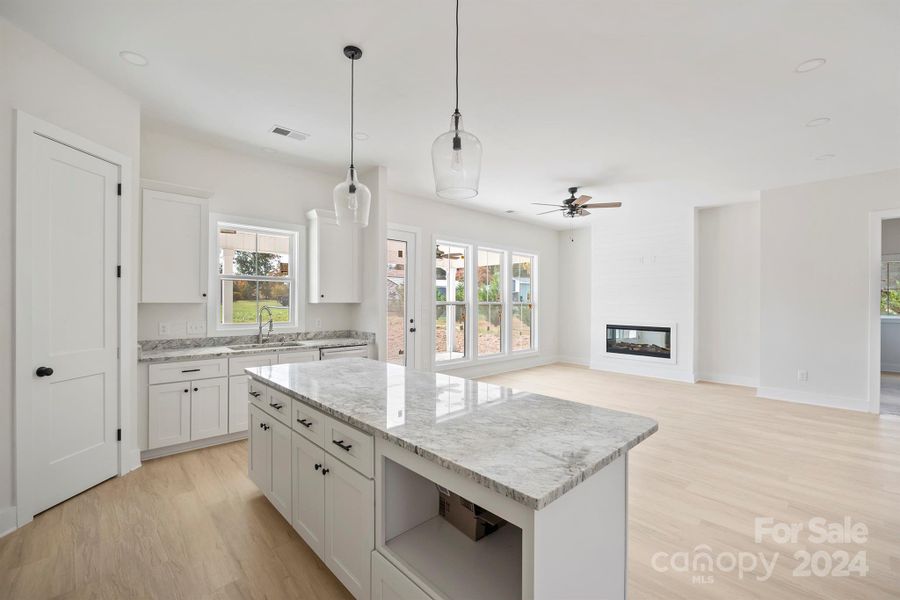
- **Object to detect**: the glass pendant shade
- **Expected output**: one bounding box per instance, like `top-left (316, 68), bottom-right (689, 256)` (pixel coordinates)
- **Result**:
top-left (432, 114), bottom-right (482, 200)
top-left (333, 166), bottom-right (371, 227)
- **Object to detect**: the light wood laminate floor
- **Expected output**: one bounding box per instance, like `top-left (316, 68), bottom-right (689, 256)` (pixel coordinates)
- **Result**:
top-left (1, 363), bottom-right (898, 599)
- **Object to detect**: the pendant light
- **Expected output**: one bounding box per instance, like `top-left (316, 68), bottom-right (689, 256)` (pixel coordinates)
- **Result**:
top-left (333, 45), bottom-right (371, 227)
top-left (432, 0), bottom-right (482, 200)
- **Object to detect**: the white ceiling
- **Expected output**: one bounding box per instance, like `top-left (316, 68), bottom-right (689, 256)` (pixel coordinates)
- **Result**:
top-left (2, 0), bottom-right (898, 228)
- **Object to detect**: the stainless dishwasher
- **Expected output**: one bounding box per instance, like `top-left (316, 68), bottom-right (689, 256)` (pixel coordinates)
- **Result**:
top-left (319, 345), bottom-right (369, 360)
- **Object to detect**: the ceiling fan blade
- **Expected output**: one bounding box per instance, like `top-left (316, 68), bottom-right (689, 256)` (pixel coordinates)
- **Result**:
top-left (574, 195), bottom-right (592, 206)
top-left (532, 202), bottom-right (565, 207)
top-left (537, 209), bottom-right (564, 215)
top-left (579, 209), bottom-right (591, 216)
top-left (582, 202), bottom-right (622, 208)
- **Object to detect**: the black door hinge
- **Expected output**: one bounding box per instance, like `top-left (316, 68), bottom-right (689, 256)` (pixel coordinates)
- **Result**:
top-left (116, 428), bottom-right (122, 441)
top-left (117, 183), bottom-right (122, 196)
top-left (117, 265), bottom-right (121, 278)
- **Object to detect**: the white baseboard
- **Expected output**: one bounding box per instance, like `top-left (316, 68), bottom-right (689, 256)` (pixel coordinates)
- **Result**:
top-left (141, 431), bottom-right (248, 461)
top-left (756, 386), bottom-right (869, 413)
top-left (556, 355), bottom-right (591, 367)
top-left (696, 372), bottom-right (759, 388)
top-left (0, 506), bottom-right (18, 538)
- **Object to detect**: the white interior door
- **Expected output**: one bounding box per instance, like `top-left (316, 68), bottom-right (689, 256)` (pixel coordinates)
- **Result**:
top-left (28, 134), bottom-right (120, 514)
top-left (386, 230), bottom-right (417, 367)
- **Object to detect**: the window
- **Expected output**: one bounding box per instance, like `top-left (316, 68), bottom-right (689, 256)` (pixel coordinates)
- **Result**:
top-left (216, 222), bottom-right (297, 328)
top-left (435, 243), bottom-right (468, 361)
top-left (882, 258), bottom-right (900, 315)
top-left (477, 249), bottom-right (504, 356)
top-left (511, 254), bottom-right (535, 351)
top-left (434, 241), bottom-right (537, 364)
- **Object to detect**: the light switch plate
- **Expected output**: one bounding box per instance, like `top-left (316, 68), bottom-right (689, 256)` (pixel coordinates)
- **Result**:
top-left (187, 321), bottom-right (205, 335)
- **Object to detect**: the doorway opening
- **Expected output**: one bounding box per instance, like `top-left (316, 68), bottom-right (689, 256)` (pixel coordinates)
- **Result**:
top-left (879, 217), bottom-right (900, 416)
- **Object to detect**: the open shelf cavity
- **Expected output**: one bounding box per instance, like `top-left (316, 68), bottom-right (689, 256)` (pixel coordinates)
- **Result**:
top-left (381, 458), bottom-right (522, 600)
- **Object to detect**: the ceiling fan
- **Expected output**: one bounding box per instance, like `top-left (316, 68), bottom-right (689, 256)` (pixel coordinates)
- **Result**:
top-left (533, 187), bottom-right (622, 218)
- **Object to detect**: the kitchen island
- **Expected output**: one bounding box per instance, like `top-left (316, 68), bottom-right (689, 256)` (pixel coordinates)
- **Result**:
top-left (245, 358), bottom-right (657, 600)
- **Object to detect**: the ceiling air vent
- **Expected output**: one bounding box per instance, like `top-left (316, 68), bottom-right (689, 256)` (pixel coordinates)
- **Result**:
top-left (270, 125), bottom-right (309, 141)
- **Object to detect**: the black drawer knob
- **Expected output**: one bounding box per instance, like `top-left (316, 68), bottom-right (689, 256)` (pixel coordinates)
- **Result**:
top-left (321, 468), bottom-right (330, 475)
top-left (314, 463), bottom-right (322, 471)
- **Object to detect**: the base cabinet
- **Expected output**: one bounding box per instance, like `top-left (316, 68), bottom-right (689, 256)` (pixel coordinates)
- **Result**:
top-left (148, 382), bottom-right (191, 448)
top-left (372, 552), bottom-right (430, 600)
top-left (190, 377), bottom-right (229, 440)
top-left (248, 405), bottom-right (272, 492)
top-left (249, 405), bottom-right (292, 522)
top-left (324, 454), bottom-right (374, 599)
top-left (292, 433), bottom-right (326, 557)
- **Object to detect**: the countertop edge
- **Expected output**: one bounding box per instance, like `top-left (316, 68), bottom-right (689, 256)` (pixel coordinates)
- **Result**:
top-left (245, 370), bottom-right (658, 511)
top-left (138, 339), bottom-right (370, 363)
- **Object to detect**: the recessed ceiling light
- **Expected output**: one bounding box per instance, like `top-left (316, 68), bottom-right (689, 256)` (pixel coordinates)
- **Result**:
top-left (814, 153), bottom-right (836, 161)
top-left (353, 131), bottom-right (370, 141)
top-left (795, 58), bottom-right (826, 73)
top-left (806, 117), bottom-right (831, 127)
top-left (505, 209), bottom-right (516, 214)
top-left (119, 50), bottom-right (148, 66)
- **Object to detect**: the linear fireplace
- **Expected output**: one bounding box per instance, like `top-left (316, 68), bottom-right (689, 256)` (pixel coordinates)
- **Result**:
top-left (606, 324), bottom-right (673, 360)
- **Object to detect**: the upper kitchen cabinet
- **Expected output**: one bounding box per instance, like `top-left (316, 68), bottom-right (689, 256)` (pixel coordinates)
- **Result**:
top-left (141, 182), bottom-right (211, 303)
top-left (307, 209), bottom-right (360, 303)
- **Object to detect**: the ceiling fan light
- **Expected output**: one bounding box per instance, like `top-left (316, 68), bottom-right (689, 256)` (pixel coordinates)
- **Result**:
top-left (432, 114), bottom-right (482, 200)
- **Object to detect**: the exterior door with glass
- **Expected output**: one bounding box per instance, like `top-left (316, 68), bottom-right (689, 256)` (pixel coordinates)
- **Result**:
top-left (386, 230), bottom-right (417, 367)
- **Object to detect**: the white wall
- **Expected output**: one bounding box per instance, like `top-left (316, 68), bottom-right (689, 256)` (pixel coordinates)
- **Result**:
top-left (138, 126), bottom-right (355, 339)
top-left (0, 17), bottom-right (142, 529)
top-left (351, 167), bottom-right (388, 359)
top-left (557, 227), bottom-right (591, 365)
top-left (759, 168), bottom-right (900, 411)
top-left (386, 192), bottom-right (560, 377)
top-left (696, 201), bottom-right (760, 386)
top-left (589, 198), bottom-right (697, 382)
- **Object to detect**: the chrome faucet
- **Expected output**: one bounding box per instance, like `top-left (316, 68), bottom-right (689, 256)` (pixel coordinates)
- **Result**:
top-left (258, 305), bottom-right (274, 344)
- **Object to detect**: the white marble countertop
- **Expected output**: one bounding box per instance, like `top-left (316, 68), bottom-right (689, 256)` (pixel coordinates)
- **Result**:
top-left (139, 338), bottom-right (368, 363)
top-left (246, 358), bottom-right (657, 510)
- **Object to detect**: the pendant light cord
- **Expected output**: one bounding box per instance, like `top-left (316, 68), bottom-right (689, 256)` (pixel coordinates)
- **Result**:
top-left (350, 56), bottom-right (355, 169)
top-left (455, 0), bottom-right (459, 114)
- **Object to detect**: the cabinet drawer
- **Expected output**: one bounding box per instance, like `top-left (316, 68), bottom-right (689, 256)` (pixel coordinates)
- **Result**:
top-left (267, 387), bottom-right (292, 427)
top-left (248, 378), bottom-right (269, 410)
top-left (278, 350), bottom-right (319, 364)
top-left (325, 416), bottom-right (374, 478)
top-left (372, 551), bottom-right (431, 600)
top-left (229, 352), bottom-right (276, 375)
top-left (293, 400), bottom-right (327, 447)
top-left (149, 358), bottom-right (228, 384)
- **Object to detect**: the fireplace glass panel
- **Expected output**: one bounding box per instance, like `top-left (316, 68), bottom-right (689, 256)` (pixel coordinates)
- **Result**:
top-left (606, 325), bottom-right (671, 359)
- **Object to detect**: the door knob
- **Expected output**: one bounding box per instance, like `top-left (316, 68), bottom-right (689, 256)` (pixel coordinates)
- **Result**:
top-left (35, 366), bottom-right (54, 377)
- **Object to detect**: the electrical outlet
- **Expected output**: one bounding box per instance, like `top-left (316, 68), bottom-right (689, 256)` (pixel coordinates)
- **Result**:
top-left (158, 322), bottom-right (172, 336)
top-left (315, 318), bottom-right (322, 329)
top-left (797, 369), bottom-right (808, 383)
top-left (187, 321), bottom-right (205, 335)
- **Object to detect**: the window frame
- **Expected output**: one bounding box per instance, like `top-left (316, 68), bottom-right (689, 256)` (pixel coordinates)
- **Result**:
top-left (207, 214), bottom-right (305, 335)
top-left (434, 240), bottom-right (472, 364)
top-left (475, 247), bottom-right (507, 359)
top-left (432, 235), bottom-right (539, 368)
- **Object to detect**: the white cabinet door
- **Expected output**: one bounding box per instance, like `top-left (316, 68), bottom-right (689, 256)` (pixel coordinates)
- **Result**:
top-left (268, 419), bottom-right (293, 522)
top-left (141, 189), bottom-right (209, 303)
top-left (148, 382), bottom-right (191, 449)
top-left (372, 551), bottom-right (431, 600)
top-left (228, 375), bottom-right (250, 433)
top-left (308, 209), bottom-right (360, 303)
top-left (325, 454), bottom-right (374, 599)
top-left (248, 405), bottom-right (272, 492)
top-left (190, 377), bottom-right (229, 441)
top-left (277, 350), bottom-right (319, 364)
top-left (292, 432), bottom-right (326, 558)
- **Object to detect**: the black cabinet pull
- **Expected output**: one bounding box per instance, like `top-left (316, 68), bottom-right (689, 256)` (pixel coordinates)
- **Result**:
top-left (314, 463), bottom-right (322, 471)
top-left (332, 440), bottom-right (353, 452)
top-left (193, 387), bottom-right (198, 392)
top-left (184, 389), bottom-right (189, 393)
top-left (36, 366), bottom-right (54, 377)
top-left (249, 391), bottom-right (261, 398)
top-left (297, 418), bottom-right (313, 428)
top-left (321, 468), bottom-right (330, 475)
top-left (181, 368), bottom-right (201, 373)
top-left (271, 403), bottom-right (284, 410)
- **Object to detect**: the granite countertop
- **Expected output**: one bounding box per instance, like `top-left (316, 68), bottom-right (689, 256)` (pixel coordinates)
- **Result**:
top-left (246, 358), bottom-right (657, 511)
top-left (139, 338), bottom-right (369, 363)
